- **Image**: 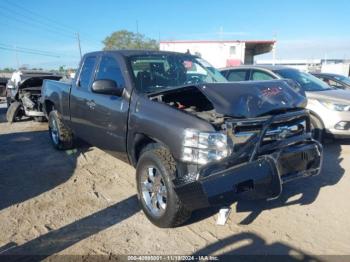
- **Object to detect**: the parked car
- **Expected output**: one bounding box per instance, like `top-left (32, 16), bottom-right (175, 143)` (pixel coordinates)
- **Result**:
top-left (41, 51), bottom-right (322, 227)
top-left (311, 72), bottom-right (350, 90)
top-left (6, 70), bottom-right (62, 123)
top-left (220, 66), bottom-right (350, 141)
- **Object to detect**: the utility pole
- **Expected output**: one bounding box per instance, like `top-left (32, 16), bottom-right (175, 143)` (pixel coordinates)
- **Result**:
top-left (136, 20), bottom-right (139, 34)
top-left (76, 32), bottom-right (82, 59)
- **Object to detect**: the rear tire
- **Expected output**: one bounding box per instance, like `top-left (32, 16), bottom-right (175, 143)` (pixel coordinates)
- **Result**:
top-left (136, 144), bottom-right (191, 228)
top-left (6, 101), bottom-right (23, 123)
top-left (310, 115), bottom-right (324, 143)
top-left (48, 110), bottom-right (74, 150)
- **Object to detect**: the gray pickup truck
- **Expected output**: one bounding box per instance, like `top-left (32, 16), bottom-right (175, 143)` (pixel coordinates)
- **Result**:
top-left (41, 50), bottom-right (323, 227)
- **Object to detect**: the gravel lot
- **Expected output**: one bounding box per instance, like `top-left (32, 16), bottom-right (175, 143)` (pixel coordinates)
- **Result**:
top-left (0, 101), bottom-right (349, 260)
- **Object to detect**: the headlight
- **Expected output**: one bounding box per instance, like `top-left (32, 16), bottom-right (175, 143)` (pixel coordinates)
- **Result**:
top-left (182, 129), bottom-right (229, 165)
top-left (319, 100), bottom-right (350, 111)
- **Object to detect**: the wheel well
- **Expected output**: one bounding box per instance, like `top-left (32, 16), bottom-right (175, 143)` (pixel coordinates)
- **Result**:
top-left (44, 100), bottom-right (55, 115)
top-left (132, 134), bottom-right (157, 166)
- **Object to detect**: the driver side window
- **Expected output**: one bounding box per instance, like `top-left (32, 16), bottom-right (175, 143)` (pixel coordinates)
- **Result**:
top-left (96, 56), bottom-right (125, 87)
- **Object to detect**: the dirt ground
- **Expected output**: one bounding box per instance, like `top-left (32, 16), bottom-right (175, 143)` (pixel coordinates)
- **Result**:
top-left (0, 100), bottom-right (349, 260)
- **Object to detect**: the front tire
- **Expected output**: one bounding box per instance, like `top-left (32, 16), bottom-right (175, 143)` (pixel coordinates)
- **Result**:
top-left (136, 145), bottom-right (191, 228)
top-left (48, 110), bottom-right (74, 150)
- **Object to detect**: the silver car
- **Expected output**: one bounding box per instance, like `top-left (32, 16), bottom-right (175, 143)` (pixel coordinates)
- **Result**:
top-left (220, 65), bottom-right (350, 140)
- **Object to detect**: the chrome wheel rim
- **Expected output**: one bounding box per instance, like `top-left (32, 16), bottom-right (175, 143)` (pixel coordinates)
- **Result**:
top-left (141, 166), bottom-right (167, 217)
top-left (50, 118), bottom-right (59, 145)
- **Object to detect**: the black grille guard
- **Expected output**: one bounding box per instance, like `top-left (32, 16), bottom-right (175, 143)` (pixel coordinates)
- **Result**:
top-left (173, 110), bottom-right (323, 210)
top-left (198, 109), bottom-right (323, 180)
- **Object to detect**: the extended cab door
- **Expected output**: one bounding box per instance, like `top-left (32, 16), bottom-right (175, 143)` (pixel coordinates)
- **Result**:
top-left (70, 54), bottom-right (98, 142)
top-left (73, 54), bottom-right (129, 161)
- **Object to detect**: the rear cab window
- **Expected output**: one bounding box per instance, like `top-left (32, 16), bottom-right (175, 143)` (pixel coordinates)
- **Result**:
top-left (78, 56), bottom-right (97, 90)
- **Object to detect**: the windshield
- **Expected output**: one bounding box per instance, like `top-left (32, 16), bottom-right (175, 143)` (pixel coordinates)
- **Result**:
top-left (128, 54), bottom-right (227, 93)
top-left (276, 69), bottom-right (333, 92)
top-left (334, 75), bottom-right (350, 85)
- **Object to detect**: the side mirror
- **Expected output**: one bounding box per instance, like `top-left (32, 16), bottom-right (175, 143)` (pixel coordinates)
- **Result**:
top-left (92, 79), bottom-right (124, 96)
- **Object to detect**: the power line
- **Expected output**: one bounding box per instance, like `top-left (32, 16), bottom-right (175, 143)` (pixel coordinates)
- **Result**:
top-left (0, 1), bottom-right (103, 60)
top-left (0, 43), bottom-right (61, 57)
top-left (0, 7), bottom-right (76, 39)
top-left (0, 46), bottom-right (61, 58)
top-left (2, 0), bottom-right (101, 44)
top-left (3, 0), bottom-right (77, 35)
top-left (0, 20), bottom-right (75, 47)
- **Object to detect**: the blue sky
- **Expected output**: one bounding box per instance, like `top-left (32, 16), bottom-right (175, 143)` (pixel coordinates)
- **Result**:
top-left (0, 0), bottom-right (349, 69)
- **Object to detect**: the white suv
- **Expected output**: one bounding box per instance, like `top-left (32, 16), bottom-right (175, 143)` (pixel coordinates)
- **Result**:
top-left (220, 65), bottom-right (350, 141)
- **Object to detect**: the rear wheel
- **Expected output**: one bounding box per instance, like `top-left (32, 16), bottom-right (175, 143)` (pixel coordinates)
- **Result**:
top-left (48, 110), bottom-right (74, 150)
top-left (6, 101), bottom-right (23, 123)
top-left (136, 145), bottom-right (191, 228)
top-left (310, 115), bottom-right (324, 143)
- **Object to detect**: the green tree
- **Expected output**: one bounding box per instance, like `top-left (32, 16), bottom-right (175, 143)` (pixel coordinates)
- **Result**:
top-left (59, 65), bottom-right (65, 73)
top-left (2, 67), bottom-right (15, 73)
top-left (102, 30), bottom-right (158, 50)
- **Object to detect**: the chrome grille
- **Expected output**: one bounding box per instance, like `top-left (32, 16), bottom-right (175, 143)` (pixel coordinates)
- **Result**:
top-left (226, 113), bottom-right (308, 151)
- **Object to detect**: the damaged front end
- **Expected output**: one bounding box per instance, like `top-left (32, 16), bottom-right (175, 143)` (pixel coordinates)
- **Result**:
top-left (19, 86), bottom-right (45, 117)
top-left (8, 75), bottom-right (62, 120)
top-left (174, 110), bottom-right (322, 210)
top-left (149, 82), bottom-right (323, 211)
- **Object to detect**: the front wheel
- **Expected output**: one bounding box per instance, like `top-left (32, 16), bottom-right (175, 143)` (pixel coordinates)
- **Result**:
top-left (136, 145), bottom-right (191, 228)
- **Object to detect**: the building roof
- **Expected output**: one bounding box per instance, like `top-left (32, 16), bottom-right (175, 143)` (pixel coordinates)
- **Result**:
top-left (159, 40), bottom-right (276, 57)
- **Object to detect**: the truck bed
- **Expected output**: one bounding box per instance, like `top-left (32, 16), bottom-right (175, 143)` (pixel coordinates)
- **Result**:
top-left (41, 79), bottom-right (72, 120)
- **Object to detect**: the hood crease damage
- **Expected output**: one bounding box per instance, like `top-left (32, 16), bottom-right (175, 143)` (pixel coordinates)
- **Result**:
top-left (149, 81), bottom-right (307, 126)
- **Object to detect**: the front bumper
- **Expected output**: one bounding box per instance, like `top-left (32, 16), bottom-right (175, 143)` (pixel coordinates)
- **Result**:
top-left (174, 110), bottom-right (323, 211)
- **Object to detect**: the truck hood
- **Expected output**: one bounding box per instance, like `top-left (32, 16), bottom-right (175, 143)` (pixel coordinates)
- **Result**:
top-left (306, 89), bottom-right (350, 104)
top-left (150, 80), bottom-right (307, 118)
top-left (200, 81), bottom-right (306, 118)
